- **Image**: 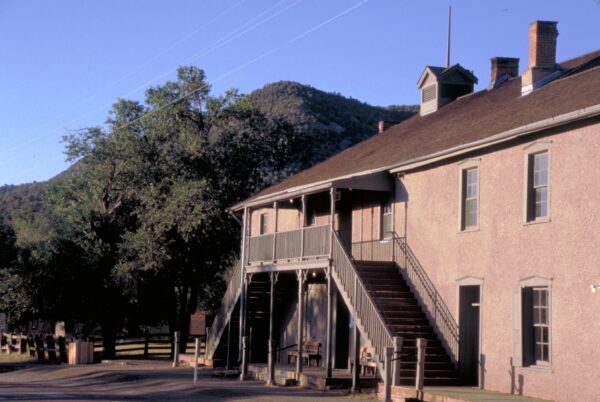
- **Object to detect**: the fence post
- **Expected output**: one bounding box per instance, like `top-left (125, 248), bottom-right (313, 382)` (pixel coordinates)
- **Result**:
top-left (173, 331), bottom-right (180, 367)
top-left (393, 336), bottom-right (402, 386)
top-left (240, 336), bottom-right (248, 381)
top-left (415, 338), bottom-right (427, 391)
top-left (143, 332), bottom-right (149, 359)
top-left (384, 347), bottom-right (393, 402)
top-left (193, 337), bottom-right (200, 384)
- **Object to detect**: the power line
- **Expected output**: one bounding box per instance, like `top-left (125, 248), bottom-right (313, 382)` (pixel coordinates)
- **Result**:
top-left (102, 0), bottom-right (370, 136)
top-left (2, 0), bottom-right (290, 158)
top-left (3, 0), bottom-right (371, 183)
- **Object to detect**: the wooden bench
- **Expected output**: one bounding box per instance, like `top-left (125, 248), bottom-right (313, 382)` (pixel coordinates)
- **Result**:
top-left (349, 347), bottom-right (378, 376)
top-left (287, 341), bottom-right (321, 367)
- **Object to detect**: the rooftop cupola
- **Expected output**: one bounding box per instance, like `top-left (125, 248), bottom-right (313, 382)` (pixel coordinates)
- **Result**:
top-left (417, 64), bottom-right (478, 116)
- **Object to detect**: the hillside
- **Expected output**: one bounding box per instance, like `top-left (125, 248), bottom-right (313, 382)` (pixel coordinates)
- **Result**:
top-left (0, 81), bottom-right (416, 225)
top-left (248, 81), bottom-right (417, 164)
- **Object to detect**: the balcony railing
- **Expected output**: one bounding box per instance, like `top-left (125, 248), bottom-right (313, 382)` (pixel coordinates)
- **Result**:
top-left (351, 238), bottom-right (394, 261)
top-left (246, 224), bottom-right (331, 264)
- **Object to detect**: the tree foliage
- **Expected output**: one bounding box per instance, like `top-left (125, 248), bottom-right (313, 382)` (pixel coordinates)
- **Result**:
top-left (0, 72), bottom-right (416, 353)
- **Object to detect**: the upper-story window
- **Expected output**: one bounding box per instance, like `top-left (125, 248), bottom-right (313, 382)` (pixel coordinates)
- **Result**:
top-left (462, 167), bottom-right (478, 229)
top-left (305, 208), bottom-right (316, 227)
top-left (527, 151), bottom-right (549, 221)
top-left (459, 159), bottom-right (479, 231)
top-left (381, 202), bottom-right (392, 239)
top-left (259, 213), bottom-right (268, 235)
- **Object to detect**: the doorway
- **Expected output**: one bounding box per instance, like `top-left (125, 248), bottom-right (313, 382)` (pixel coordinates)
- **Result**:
top-left (459, 285), bottom-right (480, 386)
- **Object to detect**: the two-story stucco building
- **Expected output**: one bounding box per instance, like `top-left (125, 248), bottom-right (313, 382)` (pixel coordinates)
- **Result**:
top-left (203, 21), bottom-right (600, 402)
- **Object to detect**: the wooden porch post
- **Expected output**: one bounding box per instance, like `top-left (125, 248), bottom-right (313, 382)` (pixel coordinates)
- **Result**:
top-left (300, 195), bottom-right (306, 259)
top-left (272, 202), bottom-right (278, 261)
top-left (239, 207), bottom-right (249, 359)
top-left (351, 319), bottom-right (360, 392)
top-left (225, 322), bottom-right (232, 370)
top-left (393, 336), bottom-right (403, 386)
top-left (329, 188), bottom-right (336, 257)
top-left (267, 272), bottom-right (278, 385)
top-left (325, 265), bottom-right (334, 378)
top-left (296, 270), bottom-right (307, 375)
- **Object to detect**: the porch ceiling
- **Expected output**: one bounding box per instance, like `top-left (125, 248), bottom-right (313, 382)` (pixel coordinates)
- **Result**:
top-left (232, 171), bottom-right (393, 210)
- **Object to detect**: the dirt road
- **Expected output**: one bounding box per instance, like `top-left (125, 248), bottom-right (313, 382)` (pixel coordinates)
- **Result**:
top-left (0, 360), bottom-right (377, 401)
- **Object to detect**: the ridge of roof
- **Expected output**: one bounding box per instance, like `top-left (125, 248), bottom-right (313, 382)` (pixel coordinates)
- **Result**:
top-left (241, 49), bottom-right (600, 206)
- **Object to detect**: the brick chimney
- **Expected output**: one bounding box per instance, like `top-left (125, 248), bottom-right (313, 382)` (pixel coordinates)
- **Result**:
top-left (490, 57), bottom-right (519, 87)
top-left (522, 21), bottom-right (561, 94)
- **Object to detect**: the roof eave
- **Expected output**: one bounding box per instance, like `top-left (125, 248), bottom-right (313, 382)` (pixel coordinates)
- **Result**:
top-left (390, 102), bottom-right (600, 174)
top-left (232, 102), bottom-right (600, 212)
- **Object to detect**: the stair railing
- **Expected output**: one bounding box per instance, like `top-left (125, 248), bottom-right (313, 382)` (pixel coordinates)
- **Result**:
top-left (393, 236), bottom-right (459, 363)
top-left (205, 261), bottom-right (243, 360)
top-left (331, 230), bottom-right (393, 376)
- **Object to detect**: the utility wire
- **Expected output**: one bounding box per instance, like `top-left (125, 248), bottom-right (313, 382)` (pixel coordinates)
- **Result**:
top-left (3, 0), bottom-right (289, 157)
top-left (4, 0), bottom-right (370, 181)
top-left (103, 0), bottom-right (370, 136)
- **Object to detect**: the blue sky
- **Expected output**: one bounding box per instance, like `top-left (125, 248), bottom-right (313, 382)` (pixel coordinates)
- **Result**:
top-left (1, 0), bottom-right (599, 185)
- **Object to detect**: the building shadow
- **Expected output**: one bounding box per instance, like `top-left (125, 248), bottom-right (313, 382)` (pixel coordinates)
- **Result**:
top-left (508, 357), bottom-right (524, 396)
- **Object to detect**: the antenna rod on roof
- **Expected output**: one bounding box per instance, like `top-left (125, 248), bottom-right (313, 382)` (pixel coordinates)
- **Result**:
top-left (446, 5), bottom-right (452, 68)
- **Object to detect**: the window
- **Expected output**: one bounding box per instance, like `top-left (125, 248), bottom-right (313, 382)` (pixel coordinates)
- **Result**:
top-left (522, 287), bottom-right (550, 366)
top-left (532, 288), bottom-right (550, 364)
top-left (461, 167), bottom-right (478, 230)
top-left (527, 151), bottom-right (549, 221)
top-left (259, 213), bottom-right (268, 235)
top-left (513, 276), bottom-right (552, 369)
top-left (381, 202), bottom-right (392, 239)
top-left (305, 208), bottom-right (316, 227)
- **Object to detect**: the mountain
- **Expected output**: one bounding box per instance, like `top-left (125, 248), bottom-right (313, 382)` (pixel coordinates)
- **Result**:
top-left (247, 81), bottom-right (417, 164)
top-left (0, 81), bottom-right (417, 225)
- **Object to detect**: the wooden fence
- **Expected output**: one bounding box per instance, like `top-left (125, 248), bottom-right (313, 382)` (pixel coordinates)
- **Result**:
top-left (92, 333), bottom-right (206, 360)
top-left (1, 332), bottom-right (206, 362)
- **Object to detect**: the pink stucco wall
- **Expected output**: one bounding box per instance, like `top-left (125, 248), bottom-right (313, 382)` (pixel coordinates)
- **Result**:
top-left (394, 121), bottom-right (600, 401)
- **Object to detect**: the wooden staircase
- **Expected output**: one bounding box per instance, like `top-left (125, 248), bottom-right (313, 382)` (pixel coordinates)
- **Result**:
top-left (355, 260), bottom-right (459, 386)
top-left (211, 274), bottom-right (287, 367)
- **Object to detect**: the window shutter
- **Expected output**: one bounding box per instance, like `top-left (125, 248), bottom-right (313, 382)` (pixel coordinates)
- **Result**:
top-left (512, 288), bottom-right (523, 367)
top-left (527, 155), bottom-right (534, 221)
top-left (522, 287), bottom-right (535, 366)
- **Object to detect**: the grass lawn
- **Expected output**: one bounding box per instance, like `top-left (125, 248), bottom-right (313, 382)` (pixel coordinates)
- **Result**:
top-left (0, 354), bottom-right (34, 363)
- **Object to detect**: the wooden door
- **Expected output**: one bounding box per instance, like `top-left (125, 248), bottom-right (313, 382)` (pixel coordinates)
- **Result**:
top-left (459, 285), bottom-right (480, 386)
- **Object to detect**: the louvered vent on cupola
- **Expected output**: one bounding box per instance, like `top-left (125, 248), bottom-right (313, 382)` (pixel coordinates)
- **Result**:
top-left (417, 64), bottom-right (478, 116)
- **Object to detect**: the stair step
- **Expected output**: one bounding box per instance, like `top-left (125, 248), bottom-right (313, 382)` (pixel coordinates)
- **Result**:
top-left (386, 317), bottom-right (429, 325)
top-left (378, 305), bottom-right (422, 313)
top-left (370, 289), bottom-right (413, 296)
top-left (399, 361), bottom-right (455, 371)
top-left (388, 331), bottom-right (439, 341)
top-left (375, 298), bottom-right (418, 305)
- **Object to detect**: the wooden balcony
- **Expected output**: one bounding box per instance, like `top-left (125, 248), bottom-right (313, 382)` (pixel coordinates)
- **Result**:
top-left (246, 224), bottom-right (331, 268)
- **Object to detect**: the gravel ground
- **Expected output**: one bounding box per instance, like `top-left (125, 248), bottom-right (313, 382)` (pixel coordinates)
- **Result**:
top-left (0, 360), bottom-right (378, 402)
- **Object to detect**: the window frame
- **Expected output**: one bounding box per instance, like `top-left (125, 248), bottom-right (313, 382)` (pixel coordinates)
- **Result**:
top-left (259, 212), bottom-right (268, 235)
top-left (380, 201), bottom-right (393, 240)
top-left (523, 142), bottom-right (552, 224)
top-left (513, 276), bottom-right (553, 370)
top-left (458, 158), bottom-right (481, 232)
